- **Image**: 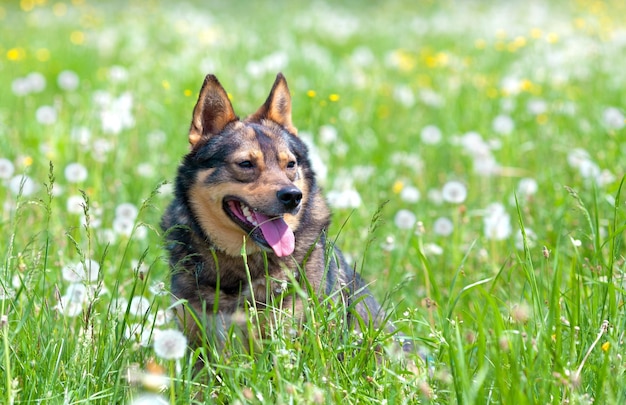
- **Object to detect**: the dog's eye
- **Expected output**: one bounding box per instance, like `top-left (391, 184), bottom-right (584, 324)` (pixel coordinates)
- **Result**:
top-left (287, 161), bottom-right (296, 169)
top-left (238, 161), bottom-right (254, 169)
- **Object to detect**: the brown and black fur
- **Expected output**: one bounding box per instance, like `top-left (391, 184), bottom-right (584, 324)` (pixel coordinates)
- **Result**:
top-left (161, 73), bottom-right (397, 351)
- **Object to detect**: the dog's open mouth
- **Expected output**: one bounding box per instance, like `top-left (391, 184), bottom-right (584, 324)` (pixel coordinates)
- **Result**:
top-left (223, 198), bottom-right (295, 257)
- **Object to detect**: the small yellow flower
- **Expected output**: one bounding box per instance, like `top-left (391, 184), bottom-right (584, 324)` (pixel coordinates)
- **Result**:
top-left (475, 39), bottom-right (486, 49)
top-left (601, 341), bottom-right (610, 352)
top-left (162, 80), bottom-right (170, 90)
top-left (392, 180), bottom-right (404, 194)
top-left (306, 90), bottom-right (316, 98)
top-left (536, 114), bottom-right (548, 125)
top-left (7, 48), bottom-right (25, 61)
top-left (53, 2), bottom-right (67, 16)
top-left (35, 48), bottom-right (50, 62)
top-left (20, 0), bottom-right (35, 12)
top-left (530, 28), bottom-right (543, 39)
top-left (328, 94), bottom-right (340, 102)
top-left (184, 89), bottom-right (192, 97)
top-left (546, 32), bottom-right (559, 44)
top-left (70, 31), bottom-right (85, 45)
top-left (23, 156), bottom-right (33, 167)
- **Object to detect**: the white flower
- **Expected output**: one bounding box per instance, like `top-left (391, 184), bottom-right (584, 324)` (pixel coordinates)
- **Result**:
top-left (319, 125), bottom-right (338, 144)
top-left (515, 228), bottom-right (537, 250)
top-left (128, 296), bottom-right (151, 317)
top-left (149, 281), bottom-right (167, 296)
top-left (423, 243), bottom-right (444, 256)
top-left (113, 217), bottom-right (134, 237)
top-left (527, 99), bottom-right (547, 115)
top-left (109, 65), bottom-right (129, 82)
top-left (64, 283), bottom-right (88, 304)
top-left (326, 189), bottom-right (362, 209)
top-left (394, 85), bottom-right (415, 107)
top-left (110, 297), bottom-right (128, 315)
top-left (56, 295), bottom-right (83, 317)
top-left (400, 185), bottom-right (421, 203)
top-left (64, 162), bottom-right (88, 183)
top-left (36, 105), bottom-right (57, 125)
top-left (433, 217), bottom-right (454, 236)
top-left (153, 328), bottom-right (187, 360)
top-left (151, 309), bottom-right (175, 326)
top-left (125, 323), bottom-right (153, 347)
top-left (602, 107), bottom-right (624, 130)
top-left (66, 194), bottom-right (85, 215)
top-left (0, 158), bottom-right (15, 179)
top-left (9, 175), bottom-right (37, 196)
top-left (136, 163), bottom-right (155, 177)
top-left (26, 72), bottom-right (46, 93)
top-left (70, 126), bottom-right (92, 145)
top-left (420, 125), bottom-right (442, 144)
top-left (57, 70), bottom-right (80, 91)
top-left (492, 114), bottom-right (515, 135)
top-left (115, 202), bottom-right (139, 221)
top-left (394, 209), bottom-right (416, 230)
top-left (567, 148), bottom-right (590, 169)
top-left (517, 178), bottom-right (538, 196)
top-left (62, 259), bottom-right (100, 283)
top-left (483, 203), bottom-right (512, 241)
top-left (129, 394), bottom-right (169, 405)
top-left (427, 189), bottom-right (444, 205)
top-left (441, 181), bottom-right (467, 204)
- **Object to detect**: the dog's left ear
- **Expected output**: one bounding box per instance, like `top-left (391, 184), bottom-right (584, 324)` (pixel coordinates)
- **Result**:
top-left (248, 73), bottom-right (298, 135)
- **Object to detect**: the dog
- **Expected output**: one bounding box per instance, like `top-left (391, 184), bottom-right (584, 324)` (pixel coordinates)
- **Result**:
top-left (161, 73), bottom-right (408, 353)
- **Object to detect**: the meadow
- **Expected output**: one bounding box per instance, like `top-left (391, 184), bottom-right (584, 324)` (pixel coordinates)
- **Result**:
top-left (1, 0), bottom-right (625, 403)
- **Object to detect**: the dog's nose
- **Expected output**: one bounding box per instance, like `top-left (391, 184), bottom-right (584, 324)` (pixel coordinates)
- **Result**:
top-left (277, 187), bottom-right (302, 210)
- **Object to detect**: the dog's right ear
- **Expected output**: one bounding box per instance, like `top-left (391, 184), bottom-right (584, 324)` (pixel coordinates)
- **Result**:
top-left (188, 74), bottom-right (238, 148)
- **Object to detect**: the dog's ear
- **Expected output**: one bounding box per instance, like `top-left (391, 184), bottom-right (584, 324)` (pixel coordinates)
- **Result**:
top-left (248, 73), bottom-right (298, 135)
top-left (188, 74), bottom-right (238, 148)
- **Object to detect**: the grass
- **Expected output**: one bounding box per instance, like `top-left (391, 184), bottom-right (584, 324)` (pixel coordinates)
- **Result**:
top-left (1, 0), bottom-right (626, 403)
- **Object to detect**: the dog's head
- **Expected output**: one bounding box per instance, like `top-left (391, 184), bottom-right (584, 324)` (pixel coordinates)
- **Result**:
top-left (179, 73), bottom-right (316, 258)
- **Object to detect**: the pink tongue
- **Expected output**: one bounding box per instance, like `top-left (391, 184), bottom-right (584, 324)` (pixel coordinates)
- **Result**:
top-left (253, 212), bottom-right (295, 257)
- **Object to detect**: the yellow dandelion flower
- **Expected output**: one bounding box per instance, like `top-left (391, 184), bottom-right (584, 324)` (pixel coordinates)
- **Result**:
top-left (162, 80), bottom-right (170, 90)
top-left (184, 89), bottom-right (192, 97)
top-left (536, 114), bottom-right (548, 125)
top-left (35, 48), bottom-right (50, 62)
top-left (23, 156), bottom-right (33, 167)
top-left (328, 94), bottom-right (340, 102)
top-left (70, 31), bottom-right (85, 45)
top-left (601, 341), bottom-right (610, 352)
top-left (20, 0), bottom-right (35, 12)
top-left (530, 28), bottom-right (543, 39)
top-left (392, 180), bottom-right (404, 194)
top-left (306, 90), bottom-right (316, 98)
top-left (520, 79), bottom-right (534, 92)
top-left (53, 2), bottom-right (67, 16)
top-left (475, 39), bottom-right (486, 49)
top-left (546, 32), bottom-right (559, 44)
top-left (7, 48), bottom-right (26, 61)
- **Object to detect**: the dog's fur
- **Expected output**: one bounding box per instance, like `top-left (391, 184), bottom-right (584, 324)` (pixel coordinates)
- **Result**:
top-left (161, 73), bottom-right (395, 350)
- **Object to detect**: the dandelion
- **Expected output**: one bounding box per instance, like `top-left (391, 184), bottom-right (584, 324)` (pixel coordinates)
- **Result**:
top-left (394, 209), bottom-right (416, 230)
top-left (326, 188), bottom-right (362, 209)
top-left (517, 178), bottom-right (538, 197)
top-left (433, 217), bottom-right (454, 236)
top-left (151, 309), bottom-right (175, 326)
top-left (62, 259), bottom-right (100, 283)
top-left (0, 158), bottom-right (15, 179)
top-left (400, 185), bottom-right (420, 203)
top-left (129, 393), bottom-right (169, 405)
top-left (66, 194), bottom-right (85, 214)
top-left (511, 302), bottom-right (531, 324)
top-left (527, 99), bottom-right (547, 115)
top-left (427, 188), bottom-right (443, 205)
top-left (64, 162), bottom-right (88, 183)
top-left (153, 328), bottom-right (187, 360)
top-left (110, 297), bottom-right (129, 315)
top-left (492, 114), bottom-right (515, 135)
top-left (125, 323), bottom-right (153, 347)
top-left (602, 107), bottom-right (624, 130)
top-left (116, 202), bottom-right (139, 222)
top-left (24, 72), bottom-right (46, 93)
top-left (56, 295), bottom-right (83, 317)
top-left (128, 296), bottom-right (151, 317)
top-left (137, 162), bottom-right (155, 177)
top-left (394, 85), bottom-right (415, 107)
top-left (9, 174), bottom-right (37, 196)
top-left (515, 228), bottom-right (537, 250)
top-left (441, 181), bottom-right (467, 204)
top-left (319, 125), bottom-right (338, 144)
top-left (483, 202), bottom-right (512, 240)
top-left (70, 126), bottom-right (92, 145)
top-left (109, 65), bottom-right (129, 82)
top-left (423, 243), bottom-right (444, 256)
top-left (64, 283), bottom-right (88, 304)
top-left (420, 124), bottom-right (442, 144)
top-left (35, 105), bottom-right (57, 125)
top-left (57, 70), bottom-right (80, 91)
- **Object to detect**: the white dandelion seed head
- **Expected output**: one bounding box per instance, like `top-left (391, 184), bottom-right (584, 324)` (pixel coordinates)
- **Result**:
top-left (128, 296), bottom-right (151, 317)
top-left (527, 99), bottom-right (548, 115)
top-left (492, 114), bottom-right (515, 135)
top-left (66, 195), bottom-right (85, 215)
top-left (394, 209), bottom-right (417, 230)
top-left (62, 259), bottom-right (100, 283)
top-left (115, 202), bottom-right (139, 221)
top-left (9, 175), bottom-right (37, 196)
top-left (0, 158), bottom-right (15, 180)
top-left (394, 85), bottom-right (415, 108)
top-left (109, 297), bottom-right (128, 315)
top-left (64, 282), bottom-right (88, 304)
top-left (149, 281), bottom-right (167, 296)
top-left (136, 163), bottom-right (155, 178)
top-left (400, 185), bottom-right (421, 203)
top-left (26, 72), bottom-right (46, 92)
top-left (151, 309), bottom-right (175, 327)
top-left (483, 203), bottom-right (512, 241)
top-left (441, 181), bottom-right (467, 204)
top-left (319, 125), bottom-right (338, 144)
top-left (326, 188), bottom-right (362, 209)
top-left (515, 228), bottom-right (537, 250)
top-left (11, 77), bottom-right (31, 96)
top-left (113, 217), bottom-right (134, 237)
top-left (153, 328), bottom-right (187, 360)
top-left (433, 217), bottom-right (454, 237)
top-left (602, 107), bottom-right (624, 130)
top-left (124, 323), bottom-right (153, 347)
top-left (57, 70), bottom-right (80, 91)
top-left (517, 178), bottom-right (538, 196)
top-left (70, 126), bottom-right (92, 145)
top-left (36, 105), bottom-right (57, 125)
top-left (128, 393), bottom-right (169, 405)
top-left (420, 125), bottom-right (442, 144)
top-left (423, 243), bottom-right (444, 256)
top-left (427, 188), bottom-right (444, 205)
top-left (64, 162), bottom-right (88, 183)
top-left (109, 65), bottom-right (129, 83)
top-left (56, 295), bottom-right (83, 317)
